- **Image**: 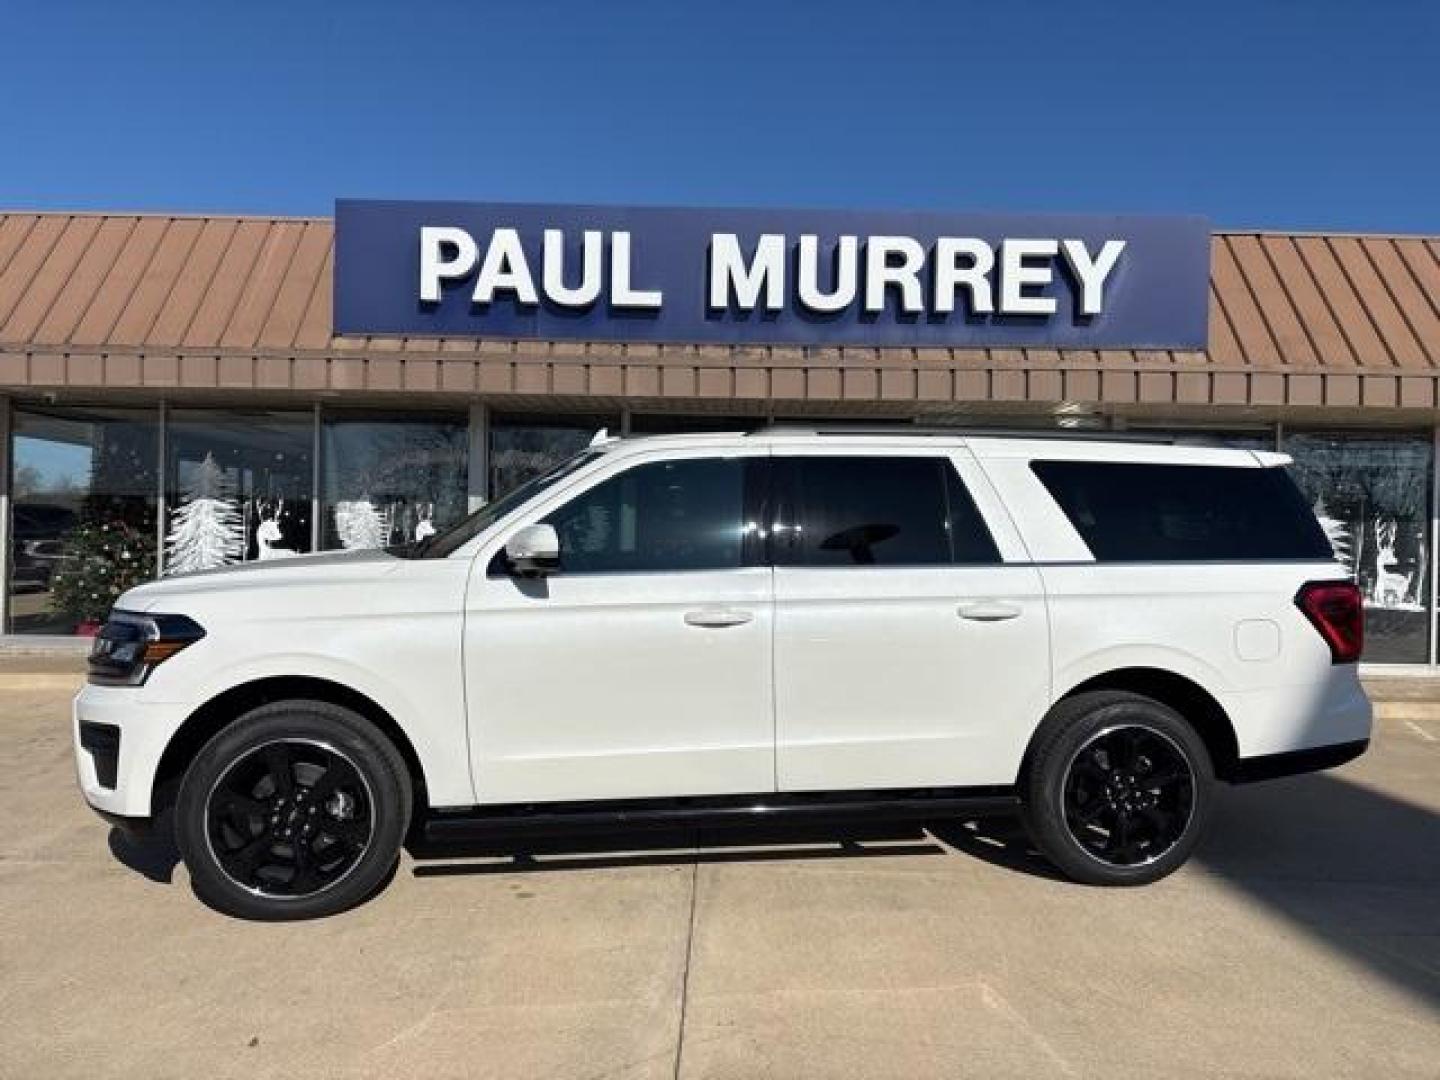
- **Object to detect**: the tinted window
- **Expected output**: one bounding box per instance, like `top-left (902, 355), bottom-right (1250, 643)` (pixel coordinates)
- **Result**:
top-left (1032, 461), bottom-right (1333, 562)
top-left (781, 457), bottom-right (1000, 567)
top-left (542, 457), bottom-right (748, 573)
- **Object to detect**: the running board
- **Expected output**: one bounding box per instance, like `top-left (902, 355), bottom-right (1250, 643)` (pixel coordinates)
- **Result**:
top-left (422, 789), bottom-right (1020, 842)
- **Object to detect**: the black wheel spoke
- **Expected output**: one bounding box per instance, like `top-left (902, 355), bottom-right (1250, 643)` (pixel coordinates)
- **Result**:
top-left (262, 745), bottom-right (296, 798)
top-left (225, 834), bottom-right (275, 883)
top-left (309, 756), bottom-right (361, 801)
top-left (1062, 724), bottom-right (1195, 869)
top-left (216, 793), bottom-right (267, 819)
top-left (206, 739), bottom-right (374, 900)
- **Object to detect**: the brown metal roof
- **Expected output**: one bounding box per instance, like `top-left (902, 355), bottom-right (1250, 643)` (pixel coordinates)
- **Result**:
top-left (1, 211), bottom-right (1438, 412)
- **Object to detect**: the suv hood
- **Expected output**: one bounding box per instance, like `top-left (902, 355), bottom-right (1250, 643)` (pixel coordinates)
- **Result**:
top-left (117, 548), bottom-right (406, 612)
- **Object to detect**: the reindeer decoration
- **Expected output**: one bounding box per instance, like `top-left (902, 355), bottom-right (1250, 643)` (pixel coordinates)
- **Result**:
top-left (255, 497), bottom-right (298, 560)
top-left (1371, 518), bottom-right (1412, 607)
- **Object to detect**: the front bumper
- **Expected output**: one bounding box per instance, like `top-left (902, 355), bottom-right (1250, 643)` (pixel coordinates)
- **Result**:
top-left (73, 685), bottom-right (189, 819)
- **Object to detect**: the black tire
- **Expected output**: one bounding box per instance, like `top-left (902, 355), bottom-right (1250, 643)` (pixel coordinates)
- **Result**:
top-left (1020, 690), bottom-right (1213, 886)
top-left (174, 700), bottom-right (412, 920)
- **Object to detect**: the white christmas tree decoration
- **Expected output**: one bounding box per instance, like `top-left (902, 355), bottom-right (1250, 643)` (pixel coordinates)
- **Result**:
top-left (1312, 498), bottom-right (1352, 574)
top-left (334, 500), bottom-right (391, 550)
top-left (166, 452), bottom-right (244, 574)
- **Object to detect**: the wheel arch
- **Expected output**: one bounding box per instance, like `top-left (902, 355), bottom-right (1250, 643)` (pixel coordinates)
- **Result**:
top-left (1031, 667), bottom-right (1241, 783)
top-left (151, 676), bottom-right (430, 819)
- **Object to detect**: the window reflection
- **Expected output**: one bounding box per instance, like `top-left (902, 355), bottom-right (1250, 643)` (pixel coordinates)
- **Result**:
top-left (164, 411), bottom-right (313, 573)
top-left (489, 414), bottom-right (617, 497)
top-left (321, 415), bottom-right (468, 550)
top-left (1285, 432), bottom-right (1433, 664)
top-left (7, 406), bottom-right (158, 635)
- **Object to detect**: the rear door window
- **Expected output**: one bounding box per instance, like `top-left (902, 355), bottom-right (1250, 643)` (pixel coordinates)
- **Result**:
top-left (1031, 460), bottom-right (1333, 562)
top-left (778, 456), bottom-right (1000, 567)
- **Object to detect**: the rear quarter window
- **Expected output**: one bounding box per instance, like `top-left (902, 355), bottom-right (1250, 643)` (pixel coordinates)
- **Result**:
top-left (1031, 460), bottom-right (1334, 562)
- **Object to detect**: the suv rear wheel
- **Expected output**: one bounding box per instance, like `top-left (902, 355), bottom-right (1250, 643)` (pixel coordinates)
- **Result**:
top-left (1020, 690), bottom-right (1214, 885)
top-left (174, 700), bottom-right (411, 920)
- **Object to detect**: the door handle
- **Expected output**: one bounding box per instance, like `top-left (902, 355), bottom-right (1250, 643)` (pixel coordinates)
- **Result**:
top-left (958, 601), bottom-right (1022, 622)
top-left (684, 608), bottom-right (754, 628)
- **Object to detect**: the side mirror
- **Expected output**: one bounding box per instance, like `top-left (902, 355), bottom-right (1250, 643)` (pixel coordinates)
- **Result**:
top-left (503, 523), bottom-right (560, 577)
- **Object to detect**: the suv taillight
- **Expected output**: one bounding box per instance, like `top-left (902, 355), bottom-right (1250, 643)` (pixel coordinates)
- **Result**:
top-left (1296, 580), bottom-right (1364, 664)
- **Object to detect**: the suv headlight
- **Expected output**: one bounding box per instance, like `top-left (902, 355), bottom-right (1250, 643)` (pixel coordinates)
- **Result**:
top-left (88, 611), bottom-right (206, 686)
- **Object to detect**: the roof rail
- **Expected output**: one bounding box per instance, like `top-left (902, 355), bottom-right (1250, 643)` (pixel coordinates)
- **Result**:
top-left (745, 423), bottom-right (1184, 444)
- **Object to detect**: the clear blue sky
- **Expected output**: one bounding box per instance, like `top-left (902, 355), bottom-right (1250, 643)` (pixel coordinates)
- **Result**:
top-left (1, 1), bottom-right (1437, 232)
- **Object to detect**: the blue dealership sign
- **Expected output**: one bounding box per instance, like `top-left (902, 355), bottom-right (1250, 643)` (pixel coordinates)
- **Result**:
top-left (335, 199), bottom-right (1209, 349)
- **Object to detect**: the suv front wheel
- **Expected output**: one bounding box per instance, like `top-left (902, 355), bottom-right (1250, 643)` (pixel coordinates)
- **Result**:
top-left (174, 700), bottom-right (412, 920)
top-left (1020, 690), bottom-right (1214, 885)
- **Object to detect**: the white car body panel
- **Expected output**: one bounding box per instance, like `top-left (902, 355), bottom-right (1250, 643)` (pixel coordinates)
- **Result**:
top-left (73, 430), bottom-right (1372, 824)
top-left (464, 444), bottom-right (773, 803)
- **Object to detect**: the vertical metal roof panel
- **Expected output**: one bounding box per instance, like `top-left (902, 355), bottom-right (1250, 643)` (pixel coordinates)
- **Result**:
top-left (220, 220), bottom-right (305, 348)
top-left (32, 215), bottom-right (137, 344)
top-left (1210, 237), bottom-right (1281, 364)
top-left (256, 221), bottom-right (332, 348)
top-left (1366, 239), bottom-right (1440, 367)
top-left (0, 215), bottom-right (98, 337)
top-left (180, 219), bottom-right (271, 347)
top-left (107, 217), bottom-right (205, 346)
top-left (1329, 237), bottom-right (1426, 367)
top-left (1294, 236), bottom-right (1391, 364)
top-left (1206, 282), bottom-right (1244, 365)
top-left (1227, 234), bottom-right (1318, 365)
top-left (293, 243), bottom-right (334, 350)
top-left (68, 216), bottom-right (169, 346)
top-left (1259, 235), bottom-right (1356, 366)
top-left (145, 218), bottom-right (239, 345)
top-left (0, 215), bottom-right (39, 281)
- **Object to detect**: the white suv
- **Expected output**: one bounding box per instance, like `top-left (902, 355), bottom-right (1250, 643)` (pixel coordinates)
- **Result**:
top-left (74, 427), bottom-right (1372, 919)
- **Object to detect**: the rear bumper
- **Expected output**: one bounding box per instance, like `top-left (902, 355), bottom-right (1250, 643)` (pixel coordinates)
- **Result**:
top-left (1222, 666), bottom-right (1373, 760)
top-left (1228, 738), bottom-right (1369, 784)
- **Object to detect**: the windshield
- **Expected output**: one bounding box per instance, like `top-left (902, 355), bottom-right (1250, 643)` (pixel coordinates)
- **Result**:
top-left (395, 449), bottom-right (604, 560)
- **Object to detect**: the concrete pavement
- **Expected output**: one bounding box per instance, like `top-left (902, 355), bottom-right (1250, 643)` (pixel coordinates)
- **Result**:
top-left (1, 678), bottom-right (1436, 1079)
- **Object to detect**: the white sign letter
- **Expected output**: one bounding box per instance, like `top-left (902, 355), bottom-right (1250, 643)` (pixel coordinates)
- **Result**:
top-left (610, 231), bottom-right (663, 309)
top-left (709, 233), bottom-right (786, 311)
top-left (543, 229), bottom-right (604, 308)
top-left (1061, 239), bottom-right (1126, 315)
top-left (864, 236), bottom-right (926, 314)
top-left (932, 238), bottom-right (995, 315)
top-left (999, 239), bottom-right (1058, 315)
top-left (419, 226), bottom-right (478, 303)
top-left (797, 235), bottom-right (858, 313)
top-left (472, 228), bottom-right (538, 305)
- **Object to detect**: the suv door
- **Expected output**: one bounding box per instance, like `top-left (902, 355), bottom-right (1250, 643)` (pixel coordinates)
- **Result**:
top-left (772, 448), bottom-right (1050, 790)
top-left (465, 449), bottom-right (774, 804)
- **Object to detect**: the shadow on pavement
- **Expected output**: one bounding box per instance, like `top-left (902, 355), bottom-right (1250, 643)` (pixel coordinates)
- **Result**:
top-left (1197, 769), bottom-right (1439, 1011)
top-left (407, 770), bottom-right (1439, 1012)
top-left (410, 823), bottom-right (945, 877)
top-left (107, 826), bottom-right (181, 884)
top-left (929, 770), bottom-right (1440, 1013)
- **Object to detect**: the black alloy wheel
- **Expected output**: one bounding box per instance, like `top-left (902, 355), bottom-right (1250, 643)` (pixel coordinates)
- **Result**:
top-left (206, 739), bottom-right (375, 897)
top-left (175, 700), bottom-right (411, 920)
top-left (1020, 690), bottom-right (1214, 886)
top-left (1060, 724), bottom-right (1195, 868)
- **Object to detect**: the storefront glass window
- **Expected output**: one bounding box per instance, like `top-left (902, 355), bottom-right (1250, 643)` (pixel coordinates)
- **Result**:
top-left (164, 411), bottom-right (313, 573)
top-left (1284, 432), bottom-right (1433, 664)
top-left (489, 413), bottom-right (618, 497)
top-left (321, 414), bottom-right (468, 550)
top-left (8, 406), bottom-right (159, 635)
top-left (627, 414), bottom-right (762, 434)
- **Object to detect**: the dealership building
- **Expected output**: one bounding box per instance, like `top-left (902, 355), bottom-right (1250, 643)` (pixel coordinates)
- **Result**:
top-left (1, 204), bottom-right (1438, 667)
